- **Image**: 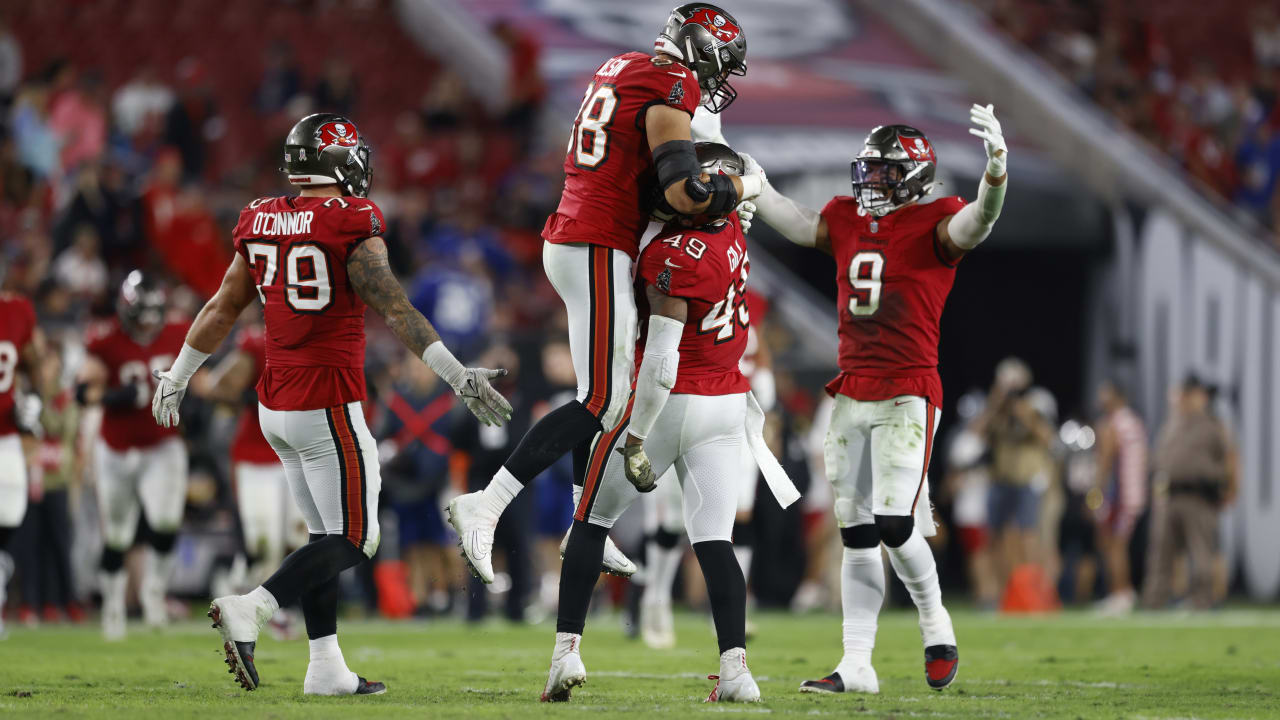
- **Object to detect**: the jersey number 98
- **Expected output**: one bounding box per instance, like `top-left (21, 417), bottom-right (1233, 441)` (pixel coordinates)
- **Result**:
top-left (569, 83), bottom-right (619, 169)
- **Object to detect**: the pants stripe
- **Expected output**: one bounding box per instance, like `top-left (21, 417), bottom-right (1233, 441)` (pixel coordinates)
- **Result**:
top-left (583, 246), bottom-right (613, 419)
top-left (325, 405), bottom-right (367, 549)
top-left (574, 394), bottom-right (634, 522)
top-left (910, 401), bottom-right (936, 516)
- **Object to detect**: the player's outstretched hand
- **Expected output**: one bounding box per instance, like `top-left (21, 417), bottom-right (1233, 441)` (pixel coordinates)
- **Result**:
top-left (615, 442), bottom-right (657, 493)
top-left (14, 392), bottom-right (43, 437)
top-left (968, 103), bottom-right (1007, 175)
top-left (736, 199), bottom-right (756, 233)
top-left (151, 369), bottom-right (187, 428)
top-left (738, 152), bottom-right (767, 199)
top-left (455, 367), bottom-right (514, 427)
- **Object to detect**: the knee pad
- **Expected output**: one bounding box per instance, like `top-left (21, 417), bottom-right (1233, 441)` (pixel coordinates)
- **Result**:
top-left (149, 531), bottom-right (178, 555)
top-left (840, 524), bottom-right (880, 549)
top-left (101, 547), bottom-right (126, 573)
top-left (874, 514), bottom-right (914, 548)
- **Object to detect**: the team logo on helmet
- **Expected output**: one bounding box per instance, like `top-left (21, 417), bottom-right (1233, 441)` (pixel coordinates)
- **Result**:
top-left (316, 121), bottom-right (359, 151)
top-left (685, 8), bottom-right (740, 46)
top-left (899, 134), bottom-right (935, 162)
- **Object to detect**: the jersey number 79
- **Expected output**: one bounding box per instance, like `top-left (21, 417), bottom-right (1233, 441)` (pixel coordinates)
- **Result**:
top-left (244, 242), bottom-right (334, 314)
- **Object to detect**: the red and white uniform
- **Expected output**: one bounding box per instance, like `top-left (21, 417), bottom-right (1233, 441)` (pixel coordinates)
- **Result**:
top-left (86, 318), bottom-right (190, 548)
top-left (231, 195), bottom-right (384, 556)
top-left (231, 326), bottom-right (307, 576)
top-left (819, 196), bottom-right (967, 531)
top-left (541, 52), bottom-right (702, 432)
top-left (577, 218), bottom-right (792, 542)
top-left (0, 293), bottom-right (36, 526)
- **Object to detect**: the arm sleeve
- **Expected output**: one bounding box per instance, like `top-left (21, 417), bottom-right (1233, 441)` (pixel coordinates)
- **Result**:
top-left (755, 182), bottom-right (821, 247)
top-left (628, 314), bottom-right (683, 440)
top-left (947, 174), bottom-right (1005, 250)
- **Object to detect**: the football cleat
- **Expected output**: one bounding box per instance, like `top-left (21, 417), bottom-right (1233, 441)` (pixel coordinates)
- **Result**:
top-left (924, 644), bottom-right (959, 690)
top-left (799, 666), bottom-right (879, 695)
top-left (541, 633), bottom-right (587, 702)
top-left (209, 595), bottom-right (272, 691)
top-left (559, 531), bottom-right (637, 578)
top-left (705, 648), bottom-right (760, 703)
top-left (355, 677), bottom-right (387, 695)
top-left (639, 598), bottom-right (676, 650)
top-left (447, 492), bottom-right (499, 584)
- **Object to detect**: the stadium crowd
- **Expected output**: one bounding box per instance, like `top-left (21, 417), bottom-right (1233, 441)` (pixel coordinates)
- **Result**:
top-left (978, 0), bottom-right (1280, 246)
top-left (0, 1), bottom-right (1242, 636)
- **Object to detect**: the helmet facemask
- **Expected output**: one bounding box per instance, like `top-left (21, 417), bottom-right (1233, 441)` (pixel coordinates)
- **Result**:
top-left (850, 125), bottom-right (938, 217)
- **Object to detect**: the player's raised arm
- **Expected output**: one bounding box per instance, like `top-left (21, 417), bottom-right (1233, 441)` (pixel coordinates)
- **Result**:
top-left (750, 161), bottom-right (832, 255)
top-left (936, 103), bottom-right (1008, 263)
top-left (616, 283), bottom-right (689, 492)
top-left (151, 254), bottom-right (257, 427)
top-left (346, 236), bottom-right (513, 427)
top-left (646, 104), bottom-right (765, 217)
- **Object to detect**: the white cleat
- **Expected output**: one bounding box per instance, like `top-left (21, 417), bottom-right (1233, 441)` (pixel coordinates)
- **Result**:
top-left (447, 492), bottom-right (499, 584)
top-left (100, 571), bottom-right (127, 641)
top-left (209, 594), bottom-right (274, 691)
top-left (640, 598), bottom-right (676, 650)
top-left (559, 531), bottom-right (637, 578)
top-left (799, 664), bottom-right (879, 694)
top-left (706, 648), bottom-right (760, 702)
top-left (541, 632), bottom-right (587, 702)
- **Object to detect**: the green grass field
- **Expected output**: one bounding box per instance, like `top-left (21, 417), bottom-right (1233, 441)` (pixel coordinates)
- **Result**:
top-left (2, 608), bottom-right (1278, 719)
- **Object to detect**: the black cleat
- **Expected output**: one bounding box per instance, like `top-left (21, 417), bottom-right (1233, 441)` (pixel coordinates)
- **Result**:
top-left (924, 644), bottom-right (959, 690)
top-left (799, 672), bottom-right (845, 694)
top-left (209, 603), bottom-right (259, 691)
top-left (355, 676), bottom-right (387, 695)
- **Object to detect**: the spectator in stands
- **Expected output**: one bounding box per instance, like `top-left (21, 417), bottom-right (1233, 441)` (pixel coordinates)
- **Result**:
top-left (11, 81), bottom-right (59, 181)
top-left (254, 42), bottom-right (301, 115)
top-left (314, 58), bottom-right (357, 117)
top-left (973, 358), bottom-right (1056, 592)
top-left (491, 18), bottom-right (546, 157)
top-left (420, 71), bottom-right (470, 132)
top-left (47, 63), bottom-right (106, 176)
top-left (1142, 375), bottom-right (1238, 610)
top-left (165, 58), bottom-right (220, 183)
top-left (111, 65), bottom-right (173, 139)
top-left (50, 224), bottom-right (107, 301)
top-left (0, 15), bottom-right (21, 112)
top-left (1090, 380), bottom-right (1147, 615)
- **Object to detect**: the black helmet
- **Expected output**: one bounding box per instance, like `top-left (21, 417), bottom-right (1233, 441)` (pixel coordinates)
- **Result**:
top-left (281, 113), bottom-right (372, 197)
top-left (655, 4), bottom-right (747, 113)
top-left (673, 141), bottom-right (744, 228)
top-left (118, 270), bottom-right (167, 340)
top-left (851, 124), bottom-right (938, 216)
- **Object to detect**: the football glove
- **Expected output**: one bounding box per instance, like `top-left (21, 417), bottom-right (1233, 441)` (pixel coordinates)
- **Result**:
top-left (14, 392), bottom-right (42, 437)
top-left (151, 369), bottom-right (187, 428)
top-left (452, 367), bottom-right (514, 427)
top-left (968, 103), bottom-right (1007, 177)
top-left (615, 443), bottom-right (658, 493)
top-left (737, 151), bottom-right (766, 200)
top-left (736, 200), bottom-right (756, 234)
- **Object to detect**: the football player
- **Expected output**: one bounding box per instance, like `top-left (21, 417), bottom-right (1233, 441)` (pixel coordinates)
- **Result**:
top-left (0, 288), bottom-right (49, 638)
top-left (447, 3), bottom-right (765, 585)
top-left (543, 144), bottom-right (796, 704)
top-left (752, 104), bottom-right (1010, 693)
top-left (149, 113), bottom-right (511, 695)
top-left (78, 272), bottom-right (189, 639)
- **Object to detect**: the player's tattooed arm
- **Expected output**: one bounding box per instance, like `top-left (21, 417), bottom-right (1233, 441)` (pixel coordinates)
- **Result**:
top-left (347, 237), bottom-right (441, 357)
top-left (187, 254), bottom-right (259, 353)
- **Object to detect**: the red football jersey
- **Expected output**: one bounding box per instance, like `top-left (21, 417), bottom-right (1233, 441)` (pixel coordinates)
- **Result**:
top-left (0, 293), bottom-right (36, 437)
top-left (636, 215), bottom-right (751, 396)
top-left (821, 195), bottom-right (967, 407)
top-left (545, 52), bottom-right (702, 258)
top-left (86, 318), bottom-right (188, 450)
top-left (232, 195), bottom-right (386, 411)
top-left (229, 326), bottom-right (278, 464)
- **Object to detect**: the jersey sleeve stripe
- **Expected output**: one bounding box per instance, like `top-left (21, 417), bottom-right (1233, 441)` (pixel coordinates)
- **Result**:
top-left (574, 394), bottom-right (635, 523)
top-left (910, 401), bottom-right (937, 516)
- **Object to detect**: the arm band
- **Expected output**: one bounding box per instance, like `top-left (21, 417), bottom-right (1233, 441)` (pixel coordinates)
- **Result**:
top-left (653, 139), bottom-right (700, 192)
top-left (703, 173), bottom-right (739, 215)
top-left (752, 182), bottom-right (820, 247)
top-left (948, 174), bottom-right (1007, 250)
top-left (628, 314), bottom-right (684, 440)
top-left (168, 343), bottom-right (211, 386)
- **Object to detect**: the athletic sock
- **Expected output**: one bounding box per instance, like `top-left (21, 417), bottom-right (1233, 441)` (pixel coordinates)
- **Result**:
top-left (643, 531), bottom-right (683, 607)
top-left (556, 521), bottom-right (609, 635)
top-left (835, 546), bottom-right (884, 675)
top-left (300, 537), bottom-right (340, 640)
top-left (305, 633), bottom-right (358, 693)
top-left (480, 467), bottom-right (524, 516)
top-left (261, 534), bottom-right (362, 608)
top-left (501, 400), bottom-right (602, 487)
top-left (885, 531), bottom-right (955, 647)
top-left (248, 585), bottom-right (281, 615)
top-left (692, 540), bottom-right (746, 654)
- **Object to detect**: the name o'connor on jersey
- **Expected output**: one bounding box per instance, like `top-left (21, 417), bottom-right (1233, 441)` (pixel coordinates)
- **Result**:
top-left (250, 209), bottom-right (316, 236)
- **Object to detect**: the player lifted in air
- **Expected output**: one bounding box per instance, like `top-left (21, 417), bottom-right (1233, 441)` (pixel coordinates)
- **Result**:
top-left (447, 3), bottom-right (765, 585)
top-left (752, 104), bottom-right (1010, 693)
top-left (543, 143), bottom-right (797, 704)
top-left (78, 273), bottom-right (189, 640)
top-left (149, 113), bottom-right (511, 695)
top-left (0, 289), bottom-right (49, 637)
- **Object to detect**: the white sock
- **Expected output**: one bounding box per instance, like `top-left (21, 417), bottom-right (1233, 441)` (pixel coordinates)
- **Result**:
top-left (733, 546), bottom-right (753, 583)
top-left (248, 585), bottom-right (280, 615)
top-left (886, 532), bottom-right (955, 646)
top-left (644, 542), bottom-right (682, 605)
top-left (554, 631), bottom-right (581, 659)
top-left (309, 634), bottom-right (345, 663)
top-left (149, 551), bottom-right (176, 593)
top-left (481, 466), bottom-right (523, 515)
top-left (836, 547), bottom-right (883, 675)
top-left (306, 634), bottom-right (357, 693)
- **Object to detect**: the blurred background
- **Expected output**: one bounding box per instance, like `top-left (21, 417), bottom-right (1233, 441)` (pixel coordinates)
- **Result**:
top-left (1, 0), bottom-right (1277, 635)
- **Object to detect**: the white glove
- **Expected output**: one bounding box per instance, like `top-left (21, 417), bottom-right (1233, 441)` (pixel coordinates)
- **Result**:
top-left (736, 200), bottom-right (756, 234)
top-left (615, 442), bottom-right (657, 492)
top-left (968, 103), bottom-right (1007, 177)
top-left (422, 342), bottom-right (514, 427)
top-left (15, 392), bottom-right (42, 437)
top-left (737, 151), bottom-right (766, 200)
top-left (151, 369), bottom-right (187, 428)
